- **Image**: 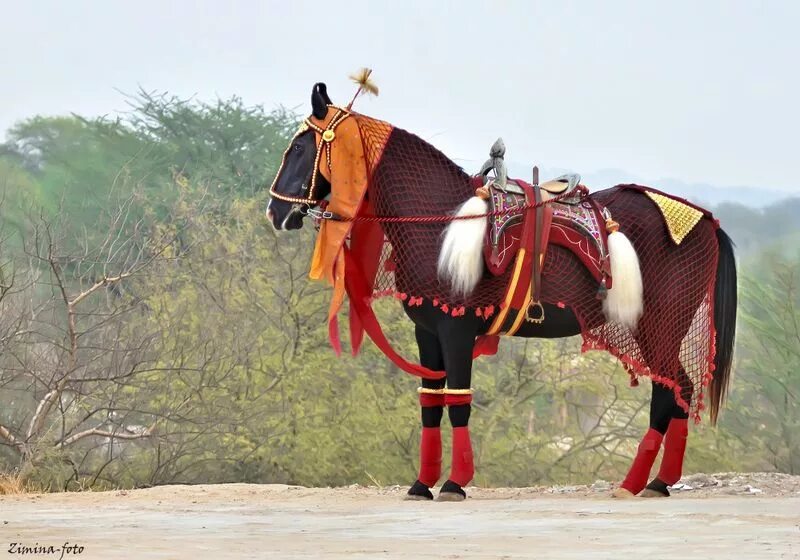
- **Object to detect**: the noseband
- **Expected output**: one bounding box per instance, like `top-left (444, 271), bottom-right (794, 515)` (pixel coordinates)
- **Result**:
top-left (268, 106), bottom-right (351, 210)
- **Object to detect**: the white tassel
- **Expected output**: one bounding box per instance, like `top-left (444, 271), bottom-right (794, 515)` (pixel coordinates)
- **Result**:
top-left (603, 230), bottom-right (644, 329)
top-left (437, 196), bottom-right (488, 297)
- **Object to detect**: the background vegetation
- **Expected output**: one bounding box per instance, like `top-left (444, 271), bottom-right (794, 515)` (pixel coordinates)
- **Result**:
top-left (1, 93), bottom-right (798, 492)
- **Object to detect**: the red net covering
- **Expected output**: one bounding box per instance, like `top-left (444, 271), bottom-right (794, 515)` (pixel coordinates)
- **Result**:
top-left (356, 115), bottom-right (512, 312)
top-left (352, 115), bottom-right (719, 420)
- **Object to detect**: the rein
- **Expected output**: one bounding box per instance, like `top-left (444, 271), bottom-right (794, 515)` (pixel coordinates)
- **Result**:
top-left (306, 185), bottom-right (587, 223)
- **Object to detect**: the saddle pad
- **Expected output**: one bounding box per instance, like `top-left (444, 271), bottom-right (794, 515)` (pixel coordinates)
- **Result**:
top-left (484, 184), bottom-right (527, 275)
top-left (483, 182), bottom-right (609, 284)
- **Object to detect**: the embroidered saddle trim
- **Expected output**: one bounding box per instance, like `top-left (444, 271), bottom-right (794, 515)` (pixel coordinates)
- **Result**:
top-left (484, 178), bottom-right (587, 275)
top-left (483, 179), bottom-right (608, 282)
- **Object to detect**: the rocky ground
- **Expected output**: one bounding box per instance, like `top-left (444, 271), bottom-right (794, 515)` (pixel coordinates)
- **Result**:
top-left (2, 473), bottom-right (799, 559)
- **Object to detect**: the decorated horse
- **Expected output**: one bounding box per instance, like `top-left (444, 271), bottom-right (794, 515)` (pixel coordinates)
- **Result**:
top-left (266, 72), bottom-right (737, 501)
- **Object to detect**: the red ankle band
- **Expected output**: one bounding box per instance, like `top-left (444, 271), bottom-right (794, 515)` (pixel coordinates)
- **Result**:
top-left (449, 426), bottom-right (474, 486)
top-left (419, 393), bottom-right (445, 407)
top-left (657, 418), bottom-right (688, 485)
top-left (621, 428), bottom-right (663, 495)
top-left (444, 393), bottom-right (472, 407)
top-left (418, 427), bottom-right (442, 487)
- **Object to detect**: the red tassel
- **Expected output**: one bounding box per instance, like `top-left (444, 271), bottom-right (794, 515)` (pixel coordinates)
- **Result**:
top-left (475, 308), bottom-right (483, 317)
top-left (432, 298), bottom-right (439, 307)
top-left (441, 304), bottom-right (449, 313)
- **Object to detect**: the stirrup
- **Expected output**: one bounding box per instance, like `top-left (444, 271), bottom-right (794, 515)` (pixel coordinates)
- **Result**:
top-left (525, 301), bottom-right (545, 324)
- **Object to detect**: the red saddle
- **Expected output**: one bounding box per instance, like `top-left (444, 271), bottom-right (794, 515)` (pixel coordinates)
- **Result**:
top-left (479, 178), bottom-right (611, 288)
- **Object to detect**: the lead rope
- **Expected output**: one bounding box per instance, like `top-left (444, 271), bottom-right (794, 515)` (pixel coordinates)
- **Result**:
top-left (306, 185), bottom-right (587, 224)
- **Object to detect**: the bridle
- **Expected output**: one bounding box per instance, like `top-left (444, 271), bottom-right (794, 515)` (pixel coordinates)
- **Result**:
top-left (268, 105), bottom-right (351, 216)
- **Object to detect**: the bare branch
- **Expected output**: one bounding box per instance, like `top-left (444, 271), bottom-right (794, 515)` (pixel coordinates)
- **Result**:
top-left (56, 422), bottom-right (157, 449)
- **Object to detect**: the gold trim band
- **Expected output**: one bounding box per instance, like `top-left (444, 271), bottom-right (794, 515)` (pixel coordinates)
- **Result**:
top-left (417, 387), bottom-right (445, 395)
top-left (417, 387), bottom-right (473, 395)
top-left (443, 388), bottom-right (473, 395)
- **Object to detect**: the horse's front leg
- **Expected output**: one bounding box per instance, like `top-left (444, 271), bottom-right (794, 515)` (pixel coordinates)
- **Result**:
top-left (436, 316), bottom-right (480, 501)
top-left (405, 324), bottom-right (446, 501)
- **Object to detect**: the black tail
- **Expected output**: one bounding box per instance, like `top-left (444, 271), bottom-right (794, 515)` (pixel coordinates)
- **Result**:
top-left (709, 228), bottom-right (736, 425)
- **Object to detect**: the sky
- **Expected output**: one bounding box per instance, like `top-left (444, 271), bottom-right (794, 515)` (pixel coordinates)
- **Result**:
top-left (2, 0), bottom-right (799, 192)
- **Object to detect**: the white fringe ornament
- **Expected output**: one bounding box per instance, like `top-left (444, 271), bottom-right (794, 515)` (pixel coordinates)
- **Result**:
top-left (437, 196), bottom-right (489, 297)
top-left (603, 222), bottom-right (644, 330)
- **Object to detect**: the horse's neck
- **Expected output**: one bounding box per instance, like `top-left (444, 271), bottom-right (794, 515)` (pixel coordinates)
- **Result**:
top-left (365, 127), bottom-right (472, 295)
top-left (368, 127), bottom-right (471, 217)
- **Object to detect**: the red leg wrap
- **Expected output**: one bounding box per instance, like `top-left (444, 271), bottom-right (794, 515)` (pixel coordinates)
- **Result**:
top-left (657, 418), bottom-right (688, 485)
top-left (621, 428), bottom-right (663, 495)
top-left (449, 426), bottom-right (475, 486)
top-left (418, 427), bottom-right (442, 487)
top-left (419, 393), bottom-right (445, 407)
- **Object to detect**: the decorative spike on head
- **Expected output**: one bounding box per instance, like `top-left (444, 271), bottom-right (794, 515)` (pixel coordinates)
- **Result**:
top-left (347, 67), bottom-right (379, 109)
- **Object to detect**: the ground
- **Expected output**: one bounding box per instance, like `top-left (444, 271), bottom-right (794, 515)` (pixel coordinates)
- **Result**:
top-left (1, 473), bottom-right (799, 559)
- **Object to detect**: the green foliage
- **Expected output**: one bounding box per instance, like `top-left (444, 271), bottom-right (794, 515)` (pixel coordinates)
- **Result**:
top-left (723, 253), bottom-right (800, 473)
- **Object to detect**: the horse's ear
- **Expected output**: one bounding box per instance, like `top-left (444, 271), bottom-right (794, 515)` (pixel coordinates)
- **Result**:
top-left (311, 83), bottom-right (331, 119)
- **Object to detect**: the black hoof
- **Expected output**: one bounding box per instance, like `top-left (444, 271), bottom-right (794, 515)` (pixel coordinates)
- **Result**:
top-left (437, 480), bottom-right (467, 501)
top-left (405, 480), bottom-right (434, 501)
top-left (644, 478), bottom-right (670, 497)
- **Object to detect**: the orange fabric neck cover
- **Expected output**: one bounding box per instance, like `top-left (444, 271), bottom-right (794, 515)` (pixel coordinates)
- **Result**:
top-left (306, 109), bottom-right (389, 345)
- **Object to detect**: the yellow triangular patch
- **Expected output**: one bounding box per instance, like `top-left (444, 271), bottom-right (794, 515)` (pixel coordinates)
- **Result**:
top-left (645, 191), bottom-right (704, 244)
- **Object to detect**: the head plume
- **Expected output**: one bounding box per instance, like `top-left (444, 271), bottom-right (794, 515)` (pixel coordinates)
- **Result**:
top-left (347, 67), bottom-right (379, 109)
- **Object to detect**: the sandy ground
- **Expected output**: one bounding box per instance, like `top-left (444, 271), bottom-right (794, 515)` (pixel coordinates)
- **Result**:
top-left (1, 473), bottom-right (799, 559)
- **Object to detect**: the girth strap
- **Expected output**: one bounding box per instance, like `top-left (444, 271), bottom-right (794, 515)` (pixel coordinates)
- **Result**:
top-left (526, 181), bottom-right (553, 325)
top-left (486, 179), bottom-right (553, 335)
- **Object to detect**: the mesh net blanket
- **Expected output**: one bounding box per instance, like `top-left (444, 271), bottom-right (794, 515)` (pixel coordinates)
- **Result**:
top-left (353, 115), bottom-right (719, 420)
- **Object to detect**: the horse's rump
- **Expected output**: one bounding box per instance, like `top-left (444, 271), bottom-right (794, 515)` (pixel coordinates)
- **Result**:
top-left (540, 185), bottom-right (719, 419)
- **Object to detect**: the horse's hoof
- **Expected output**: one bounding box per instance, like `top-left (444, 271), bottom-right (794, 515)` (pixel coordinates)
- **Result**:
top-left (437, 480), bottom-right (467, 501)
top-left (611, 487), bottom-right (636, 499)
top-left (405, 480), bottom-right (434, 501)
top-left (639, 488), bottom-right (669, 498)
top-left (641, 479), bottom-right (670, 498)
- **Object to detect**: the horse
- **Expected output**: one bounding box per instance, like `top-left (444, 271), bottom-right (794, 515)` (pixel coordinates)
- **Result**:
top-left (267, 82), bottom-right (737, 501)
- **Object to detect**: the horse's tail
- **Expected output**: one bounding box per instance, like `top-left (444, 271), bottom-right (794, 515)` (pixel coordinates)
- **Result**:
top-left (708, 227), bottom-right (736, 425)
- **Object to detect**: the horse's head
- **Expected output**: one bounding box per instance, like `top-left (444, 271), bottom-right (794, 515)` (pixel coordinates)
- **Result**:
top-left (266, 83), bottom-right (343, 230)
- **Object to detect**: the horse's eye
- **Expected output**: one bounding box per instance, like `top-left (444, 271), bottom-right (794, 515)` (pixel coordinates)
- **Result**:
top-left (292, 144), bottom-right (303, 152)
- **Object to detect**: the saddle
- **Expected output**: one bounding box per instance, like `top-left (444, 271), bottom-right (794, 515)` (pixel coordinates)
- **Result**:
top-left (474, 139), bottom-right (612, 333)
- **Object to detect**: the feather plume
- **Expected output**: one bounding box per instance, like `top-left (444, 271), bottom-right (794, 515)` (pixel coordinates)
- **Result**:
top-left (347, 68), bottom-right (379, 108)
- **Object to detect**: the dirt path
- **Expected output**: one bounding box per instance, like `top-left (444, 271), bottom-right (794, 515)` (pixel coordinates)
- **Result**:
top-left (2, 474), bottom-right (799, 559)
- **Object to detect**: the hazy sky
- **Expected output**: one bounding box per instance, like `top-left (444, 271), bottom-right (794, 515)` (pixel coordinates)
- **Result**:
top-left (2, 1), bottom-right (798, 191)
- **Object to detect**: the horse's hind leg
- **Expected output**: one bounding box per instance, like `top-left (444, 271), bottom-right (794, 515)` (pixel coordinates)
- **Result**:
top-left (406, 325), bottom-right (446, 501)
top-left (641, 369), bottom-right (692, 497)
top-left (613, 381), bottom-right (674, 497)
